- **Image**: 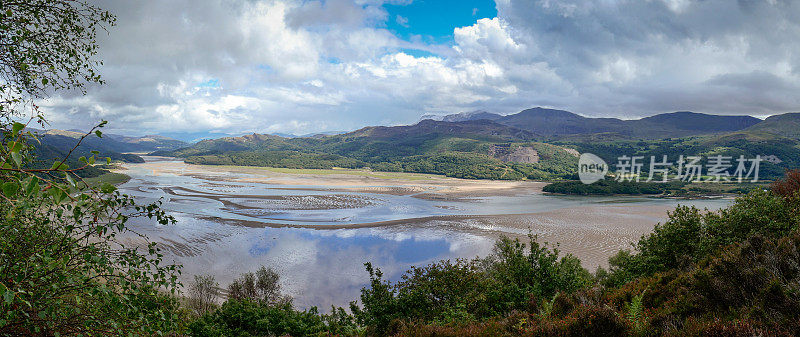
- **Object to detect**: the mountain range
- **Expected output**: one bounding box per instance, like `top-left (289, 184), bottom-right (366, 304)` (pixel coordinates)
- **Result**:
top-left (432, 108), bottom-right (764, 139)
top-left (29, 129), bottom-right (187, 177)
top-left (155, 108), bottom-right (800, 180)
top-left (41, 129), bottom-right (188, 152)
top-left (27, 107), bottom-right (788, 181)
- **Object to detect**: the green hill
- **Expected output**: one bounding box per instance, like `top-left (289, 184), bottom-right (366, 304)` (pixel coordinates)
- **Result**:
top-left (24, 129), bottom-right (186, 178)
top-left (159, 120), bottom-right (578, 180)
top-left (159, 110), bottom-right (799, 181)
top-left (742, 112), bottom-right (800, 139)
top-left (42, 129), bottom-right (188, 152)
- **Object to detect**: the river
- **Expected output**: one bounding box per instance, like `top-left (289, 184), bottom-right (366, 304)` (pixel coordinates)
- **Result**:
top-left (117, 156), bottom-right (731, 308)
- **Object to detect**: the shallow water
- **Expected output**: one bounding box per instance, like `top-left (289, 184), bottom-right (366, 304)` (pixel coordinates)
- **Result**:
top-left (118, 157), bottom-right (731, 308)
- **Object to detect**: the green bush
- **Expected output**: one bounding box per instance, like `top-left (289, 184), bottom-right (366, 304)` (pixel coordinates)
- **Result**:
top-left (189, 300), bottom-right (359, 337)
top-left (352, 236), bottom-right (591, 336)
top-left (0, 1), bottom-right (187, 335)
top-left (602, 189), bottom-right (800, 287)
top-left (543, 178), bottom-right (686, 195)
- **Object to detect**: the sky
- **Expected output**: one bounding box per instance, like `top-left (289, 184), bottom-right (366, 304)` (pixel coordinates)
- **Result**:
top-left (40, 0), bottom-right (800, 141)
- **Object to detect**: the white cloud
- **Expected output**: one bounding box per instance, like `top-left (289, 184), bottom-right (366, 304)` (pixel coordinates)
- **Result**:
top-left (396, 14), bottom-right (409, 28)
top-left (38, 0), bottom-right (800, 139)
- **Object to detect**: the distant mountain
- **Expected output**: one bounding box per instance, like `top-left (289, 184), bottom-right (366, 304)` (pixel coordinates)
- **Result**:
top-left (24, 129), bottom-right (189, 178)
top-left (742, 113), bottom-right (800, 139)
top-left (24, 130), bottom-right (149, 178)
top-left (497, 108), bottom-right (628, 137)
top-left (42, 129), bottom-right (188, 152)
top-left (165, 120), bottom-right (537, 158)
top-left (270, 132), bottom-right (298, 138)
top-left (440, 110), bottom-right (503, 122)
top-left (156, 108), bottom-right (798, 181)
top-left (299, 131), bottom-right (348, 138)
top-left (632, 111), bottom-right (761, 134)
top-left (268, 131), bottom-right (348, 138)
top-left (495, 107), bottom-right (761, 139)
top-left (348, 119), bottom-right (535, 141)
top-left (106, 134), bottom-right (188, 151)
top-left (37, 131), bottom-right (144, 163)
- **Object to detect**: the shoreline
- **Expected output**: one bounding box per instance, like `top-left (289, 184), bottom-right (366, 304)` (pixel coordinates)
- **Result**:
top-left (117, 157), bottom-right (732, 270)
top-left (138, 156), bottom-right (751, 200)
top-left (126, 156), bottom-right (550, 200)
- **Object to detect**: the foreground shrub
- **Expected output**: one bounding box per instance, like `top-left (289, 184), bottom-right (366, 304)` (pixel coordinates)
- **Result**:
top-left (228, 266), bottom-right (291, 306)
top-left (391, 305), bottom-right (628, 337)
top-left (188, 300), bottom-right (359, 336)
top-left (482, 236), bottom-right (592, 314)
top-left (677, 317), bottom-right (791, 337)
top-left (603, 233), bottom-right (800, 336)
top-left (188, 275), bottom-right (221, 317)
top-left (0, 133), bottom-right (186, 336)
top-left (527, 305), bottom-right (628, 337)
top-left (353, 236), bottom-right (591, 336)
top-left (603, 188), bottom-right (800, 286)
top-left (771, 169), bottom-right (800, 204)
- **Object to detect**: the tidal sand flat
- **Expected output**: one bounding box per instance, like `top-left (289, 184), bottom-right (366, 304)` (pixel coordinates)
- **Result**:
top-left (117, 157), bottom-right (731, 308)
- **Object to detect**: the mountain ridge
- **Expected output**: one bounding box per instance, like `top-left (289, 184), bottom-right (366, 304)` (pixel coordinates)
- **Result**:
top-left (154, 108), bottom-right (799, 181)
top-left (495, 107), bottom-right (763, 139)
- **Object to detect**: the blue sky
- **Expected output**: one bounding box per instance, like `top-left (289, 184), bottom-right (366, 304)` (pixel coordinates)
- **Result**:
top-left (383, 0), bottom-right (497, 45)
top-left (42, 0), bottom-right (800, 141)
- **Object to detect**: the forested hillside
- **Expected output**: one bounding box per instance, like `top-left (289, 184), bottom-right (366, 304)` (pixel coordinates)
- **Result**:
top-left (159, 110), bottom-right (800, 181)
top-left (158, 120), bottom-right (579, 180)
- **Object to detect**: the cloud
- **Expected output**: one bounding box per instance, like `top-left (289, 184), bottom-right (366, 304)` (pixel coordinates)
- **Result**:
top-left (396, 15), bottom-right (409, 28)
top-left (38, 0), bottom-right (800, 138)
top-left (494, 0), bottom-right (800, 116)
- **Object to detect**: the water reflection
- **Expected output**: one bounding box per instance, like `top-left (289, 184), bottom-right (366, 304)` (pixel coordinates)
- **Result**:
top-left (117, 158), bottom-right (731, 308)
top-left (125, 213), bottom-right (492, 308)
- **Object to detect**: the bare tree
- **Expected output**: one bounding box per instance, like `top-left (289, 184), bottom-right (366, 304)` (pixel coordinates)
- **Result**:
top-left (188, 275), bottom-right (220, 316)
top-left (228, 266), bottom-right (291, 306)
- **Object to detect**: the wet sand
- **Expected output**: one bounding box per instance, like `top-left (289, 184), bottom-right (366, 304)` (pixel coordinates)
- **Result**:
top-left (140, 158), bottom-right (547, 200)
top-left (118, 157), bottom-right (729, 271)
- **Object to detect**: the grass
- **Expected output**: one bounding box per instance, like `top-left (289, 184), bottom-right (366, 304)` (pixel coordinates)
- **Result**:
top-left (81, 172), bottom-right (131, 188)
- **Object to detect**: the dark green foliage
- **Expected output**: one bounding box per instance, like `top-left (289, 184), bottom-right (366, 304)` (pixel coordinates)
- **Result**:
top-left (543, 178), bottom-right (687, 195)
top-left (0, 1), bottom-right (189, 334)
top-left (605, 233), bottom-right (800, 336)
top-left (227, 266), bottom-right (290, 306)
top-left (388, 305), bottom-right (629, 337)
top-left (375, 152), bottom-right (525, 180)
top-left (482, 237), bottom-right (591, 314)
top-left (185, 150), bottom-right (365, 170)
top-left (352, 236), bottom-right (591, 336)
top-left (0, 124), bottom-right (187, 336)
top-left (188, 267), bottom-right (358, 336)
top-left (603, 189), bottom-right (800, 286)
top-left (188, 300), bottom-right (359, 337)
